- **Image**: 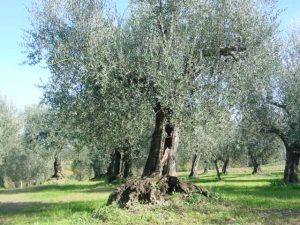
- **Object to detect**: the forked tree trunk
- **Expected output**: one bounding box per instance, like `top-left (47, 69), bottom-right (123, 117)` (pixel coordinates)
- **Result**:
top-left (143, 103), bottom-right (179, 177)
top-left (52, 156), bottom-right (64, 179)
top-left (189, 154), bottom-right (200, 178)
top-left (221, 157), bottom-right (229, 174)
top-left (107, 149), bottom-right (122, 182)
top-left (214, 160), bottom-right (221, 181)
top-left (284, 148), bottom-right (299, 183)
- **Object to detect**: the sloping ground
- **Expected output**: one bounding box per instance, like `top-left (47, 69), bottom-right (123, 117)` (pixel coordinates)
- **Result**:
top-left (0, 165), bottom-right (299, 225)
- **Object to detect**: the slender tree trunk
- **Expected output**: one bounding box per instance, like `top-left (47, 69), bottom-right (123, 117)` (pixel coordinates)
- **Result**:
top-left (123, 155), bottom-right (133, 178)
top-left (203, 161), bottom-right (208, 174)
top-left (221, 157), bottom-right (229, 174)
top-left (143, 103), bottom-right (179, 177)
top-left (107, 149), bottom-right (122, 182)
top-left (214, 160), bottom-right (221, 181)
top-left (52, 156), bottom-right (64, 179)
top-left (252, 160), bottom-right (262, 175)
top-left (284, 148), bottom-right (299, 183)
top-left (189, 154), bottom-right (200, 178)
top-left (91, 158), bottom-right (105, 180)
top-left (296, 153), bottom-right (300, 173)
top-left (0, 176), bottom-right (4, 188)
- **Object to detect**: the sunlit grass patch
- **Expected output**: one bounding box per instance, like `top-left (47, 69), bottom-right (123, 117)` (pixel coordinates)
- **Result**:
top-left (0, 165), bottom-right (299, 225)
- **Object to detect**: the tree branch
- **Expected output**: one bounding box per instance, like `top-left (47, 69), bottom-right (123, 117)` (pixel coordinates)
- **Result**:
top-left (268, 101), bottom-right (290, 115)
top-left (202, 46), bottom-right (246, 61)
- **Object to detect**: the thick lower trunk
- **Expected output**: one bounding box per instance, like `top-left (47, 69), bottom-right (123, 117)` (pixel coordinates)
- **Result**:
top-left (107, 149), bottom-right (122, 182)
top-left (108, 176), bottom-right (208, 208)
top-left (214, 160), bottom-right (221, 181)
top-left (52, 157), bottom-right (64, 179)
top-left (143, 103), bottom-right (165, 177)
top-left (189, 154), bottom-right (200, 178)
top-left (221, 157), bottom-right (229, 174)
top-left (143, 103), bottom-right (179, 177)
top-left (284, 149), bottom-right (299, 183)
top-left (252, 161), bottom-right (262, 175)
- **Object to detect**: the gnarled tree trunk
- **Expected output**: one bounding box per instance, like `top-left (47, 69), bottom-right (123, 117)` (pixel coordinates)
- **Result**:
top-left (189, 154), bottom-right (200, 178)
top-left (162, 124), bottom-right (179, 176)
top-left (284, 148), bottom-right (299, 183)
top-left (143, 103), bottom-right (179, 177)
top-left (52, 156), bottom-right (64, 179)
top-left (109, 103), bottom-right (207, 207)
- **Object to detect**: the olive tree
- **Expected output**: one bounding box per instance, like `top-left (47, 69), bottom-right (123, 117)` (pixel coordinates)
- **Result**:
top-left (24, 0), bottom-right (281, 206)
top-left (264, 22), bottom-right (300, 183)
top-left (0, 97), bottom-right (21, 187)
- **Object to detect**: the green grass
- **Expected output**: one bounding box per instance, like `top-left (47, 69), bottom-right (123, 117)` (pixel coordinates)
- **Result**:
top-left (0, 165), bottom-right (299, 225)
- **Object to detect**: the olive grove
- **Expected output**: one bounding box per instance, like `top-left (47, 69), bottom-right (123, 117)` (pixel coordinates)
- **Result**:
top-left (0, 0), bottom-right (294, 207)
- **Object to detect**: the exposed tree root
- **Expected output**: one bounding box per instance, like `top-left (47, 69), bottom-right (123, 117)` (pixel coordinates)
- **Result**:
top-left (108, 176), bottom-right (208, 208)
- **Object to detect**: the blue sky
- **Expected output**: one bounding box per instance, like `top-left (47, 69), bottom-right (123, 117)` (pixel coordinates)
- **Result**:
top-left (0, 0), bottom-right (299, 110)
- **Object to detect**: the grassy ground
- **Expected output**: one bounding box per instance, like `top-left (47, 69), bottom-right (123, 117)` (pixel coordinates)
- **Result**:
top-left (0, 165), bottom-right (299, 225)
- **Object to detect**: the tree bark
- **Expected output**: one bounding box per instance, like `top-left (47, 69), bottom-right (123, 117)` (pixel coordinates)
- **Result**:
top-left (52, 156), bottom-right (64, 179)
top-left (203, 161), bottom-right (208, 174)
top-left (162, 124), bottom-right (179, 176)
top-left (91, 158), bottom-right (105, 180)
top-left (214, 160), bottom-right (221, 181)
top-left (143, 103), bottom-right (165, 177)
top-left (284, 148), bottom-right (299, 183)
top-left (107, 149), bottom-right (122, 182)
top-left (189, 154), bottom-right (200, 178)
top-left (221, 157), bottom-right (229, 174)
top-left (252, 160), bottom-right (262, 175)
top-left (0, 176), bottom-right (4, 188)
top-left (123, 154), bottom-right (133, 178)
top-left (296, 153), bottom-right (300, 173)
top-left (143, 103), bottom-right (179, 177)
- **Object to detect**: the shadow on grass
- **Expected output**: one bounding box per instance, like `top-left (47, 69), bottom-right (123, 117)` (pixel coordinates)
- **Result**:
top-left (82, 186), bottom-right (114, 193)
top-left (0, 200), bottom-right (102, 217)
top-left (183, 171), bottom-right (300, 210)
top-left (0, 183), bottom-right (104, 195)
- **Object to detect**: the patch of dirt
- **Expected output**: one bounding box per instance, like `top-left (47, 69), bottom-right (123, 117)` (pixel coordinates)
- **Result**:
top-left (256, 208), bottom-right (300, 225)
top-left (267, 208), bottom-right (300, 217)
top-left (0, 202), bottom-right (39, 213)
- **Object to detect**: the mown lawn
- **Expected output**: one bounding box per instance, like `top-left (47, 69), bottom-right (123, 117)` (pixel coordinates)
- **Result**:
top-left (0, 165), bottom-right (299, 225)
